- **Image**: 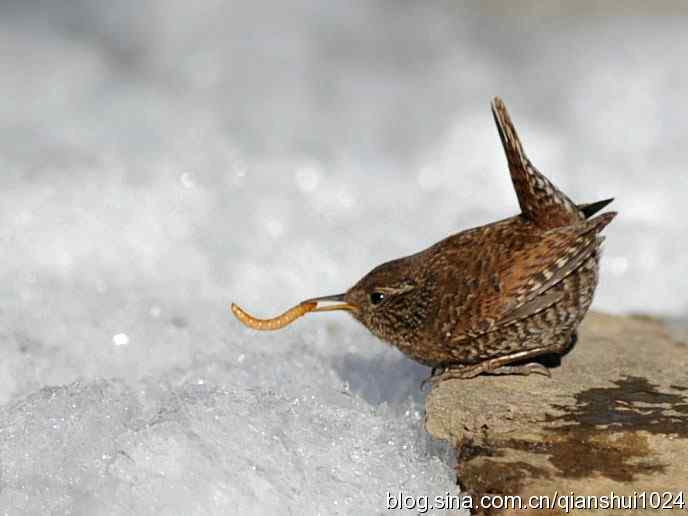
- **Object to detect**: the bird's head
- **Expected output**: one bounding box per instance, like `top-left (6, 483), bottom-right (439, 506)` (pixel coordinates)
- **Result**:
top-left (304, 255), bottom-right (435, 343)
top-left (231, 253), bottom-right (436, 345)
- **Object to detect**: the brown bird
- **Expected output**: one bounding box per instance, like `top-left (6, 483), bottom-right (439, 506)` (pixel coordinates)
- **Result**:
top-left (232, 97), bottom-right (616, 381)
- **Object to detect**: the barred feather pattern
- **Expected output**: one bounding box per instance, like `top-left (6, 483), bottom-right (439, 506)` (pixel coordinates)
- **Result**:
top-left (338, 98), bottom-right (615, 372)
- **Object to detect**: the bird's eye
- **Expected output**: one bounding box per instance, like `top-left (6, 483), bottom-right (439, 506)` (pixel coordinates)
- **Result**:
top-left (369, 292), bottom-right (385, 305)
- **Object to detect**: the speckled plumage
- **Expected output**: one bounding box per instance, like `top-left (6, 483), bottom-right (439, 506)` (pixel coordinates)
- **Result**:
top-left (340, 98), bottom-right (616, 379)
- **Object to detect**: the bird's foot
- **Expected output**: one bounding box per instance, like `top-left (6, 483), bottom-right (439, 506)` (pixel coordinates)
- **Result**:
top-left (487, 362), bottom-right (552, 377)
top-left (422, 364), bottom-right (485, 388)
top-left (423, 348), bottom-right (555, 386)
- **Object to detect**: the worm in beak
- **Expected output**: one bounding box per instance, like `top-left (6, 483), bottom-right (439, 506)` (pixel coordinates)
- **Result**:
top-left (230, 293), bottom-right (355, 331)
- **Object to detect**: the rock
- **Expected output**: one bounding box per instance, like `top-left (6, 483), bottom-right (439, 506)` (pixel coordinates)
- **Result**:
top-left (424, 312), bottom-right (688, 515)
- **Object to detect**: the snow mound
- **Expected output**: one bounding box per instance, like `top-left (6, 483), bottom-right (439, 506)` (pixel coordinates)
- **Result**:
top-left (0, 374), bottom-right (455, 515)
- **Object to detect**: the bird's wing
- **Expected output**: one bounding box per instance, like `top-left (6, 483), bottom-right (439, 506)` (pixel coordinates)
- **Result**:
top-left (578, 198), bottom-right (615, 219)
top-left (459, 212), bottom-right (616, 337)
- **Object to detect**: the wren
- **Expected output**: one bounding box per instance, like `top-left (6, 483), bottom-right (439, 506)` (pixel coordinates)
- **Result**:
top-left (232, 97), bottom-right (616, 381)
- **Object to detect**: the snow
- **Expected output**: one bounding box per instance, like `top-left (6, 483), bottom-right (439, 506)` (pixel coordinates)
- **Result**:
top-left (0, 378), bottom-right (451, 514)
top-left (1, 3), bottom-right (687, 515)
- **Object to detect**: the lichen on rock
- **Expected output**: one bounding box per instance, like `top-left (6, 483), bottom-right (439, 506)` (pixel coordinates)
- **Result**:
top-left (425, 312), bottom-right (688, 515)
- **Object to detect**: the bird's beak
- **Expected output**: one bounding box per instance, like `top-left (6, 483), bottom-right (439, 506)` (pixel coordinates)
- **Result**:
top-left (302, 293), bottom-right (357, 313)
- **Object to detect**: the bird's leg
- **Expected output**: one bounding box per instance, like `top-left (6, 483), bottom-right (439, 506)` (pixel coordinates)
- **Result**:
top-left (430, 347), bottom-right (552, 384)
top-left (421, 367), bottom-right (443, 390)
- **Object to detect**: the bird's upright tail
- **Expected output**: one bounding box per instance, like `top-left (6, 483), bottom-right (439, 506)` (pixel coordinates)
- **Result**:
top-left (491, 97), bottom-right (611, 229)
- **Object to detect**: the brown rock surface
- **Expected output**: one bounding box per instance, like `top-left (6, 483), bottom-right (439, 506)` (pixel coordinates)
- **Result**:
top-left (424, 312), bottom-right (688, 515)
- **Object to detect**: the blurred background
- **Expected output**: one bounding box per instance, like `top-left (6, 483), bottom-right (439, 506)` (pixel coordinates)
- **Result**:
top-left (1, 1), bottom-right (687, 513)
top-left (2, 1), bottom-right (687, 319)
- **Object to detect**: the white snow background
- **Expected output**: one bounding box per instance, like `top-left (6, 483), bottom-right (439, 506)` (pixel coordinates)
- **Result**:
top-left (1, 2), bottom-right (687, 515)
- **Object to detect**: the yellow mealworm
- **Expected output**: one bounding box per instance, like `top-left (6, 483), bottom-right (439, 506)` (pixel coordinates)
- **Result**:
top-left (230, 301), bottom-right (317, 331)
